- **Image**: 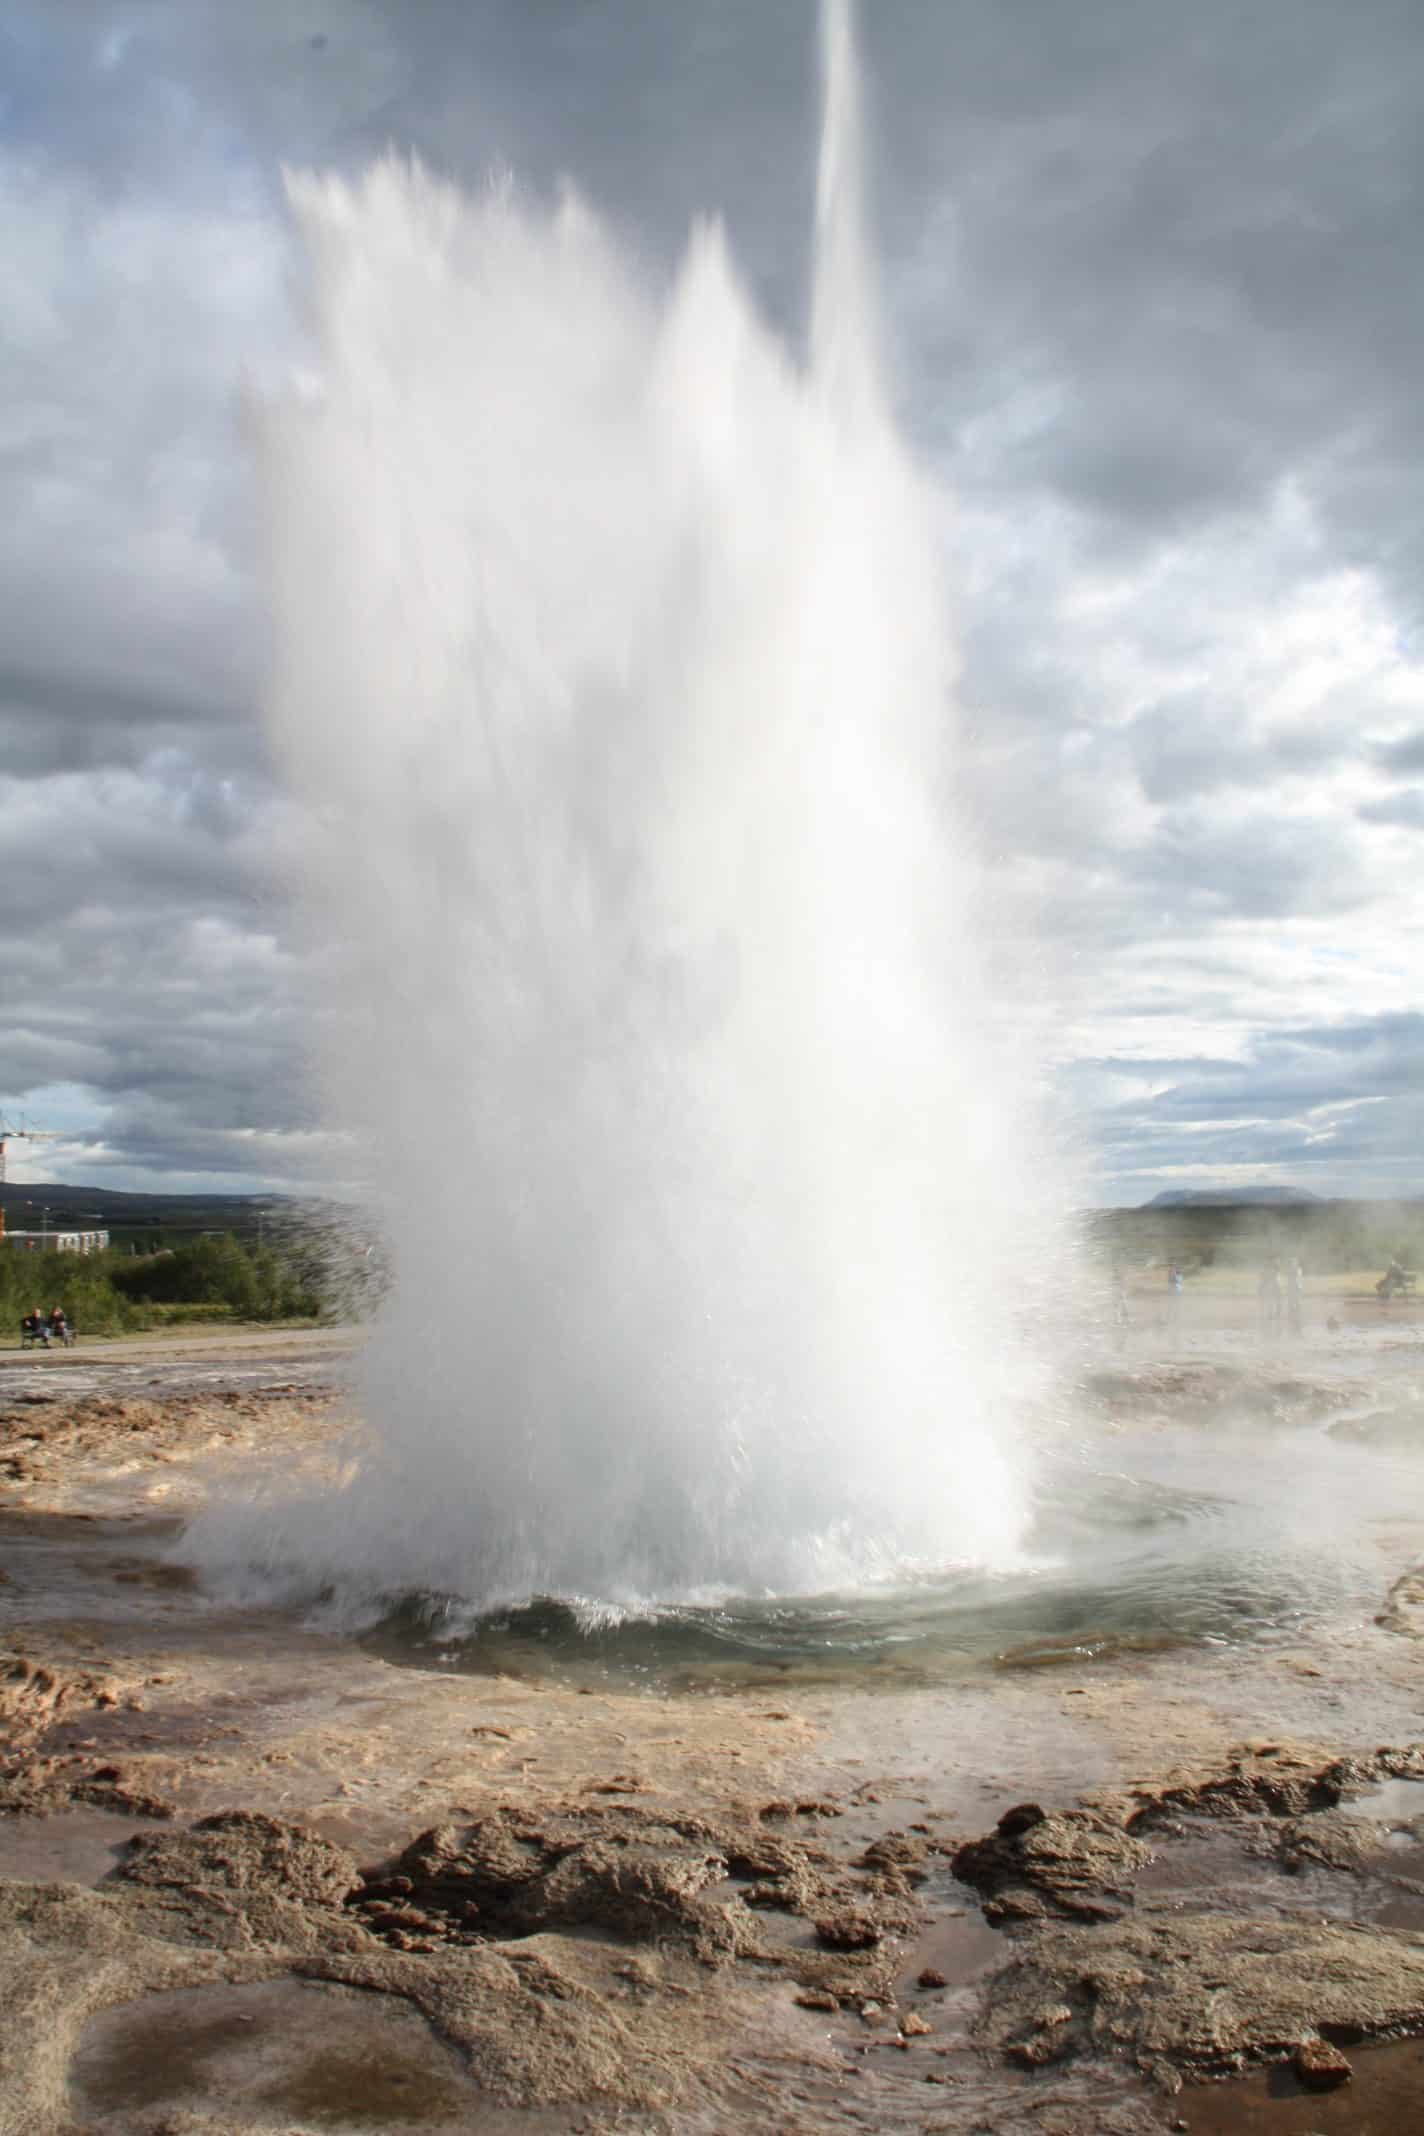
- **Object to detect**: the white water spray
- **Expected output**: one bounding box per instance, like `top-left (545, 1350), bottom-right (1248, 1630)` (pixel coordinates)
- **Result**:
top-left (253, 1), bottom-right (1067, 1611)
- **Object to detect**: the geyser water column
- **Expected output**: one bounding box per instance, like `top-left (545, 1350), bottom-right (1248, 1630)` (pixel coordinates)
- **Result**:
top-left (258, 0), bottom-right (1065, 1610)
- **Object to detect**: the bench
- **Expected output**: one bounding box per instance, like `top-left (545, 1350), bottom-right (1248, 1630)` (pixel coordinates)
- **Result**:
top-left (19, 1324), bottom-right (75, 1348)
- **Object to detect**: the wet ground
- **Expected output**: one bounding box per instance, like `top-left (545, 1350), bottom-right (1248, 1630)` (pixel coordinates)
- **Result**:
top-left (68, 1976), bottom-right (510, 2135)
top-left (1178, 2039), bottom-right (1424, 2134)
top-left (1, 1322), bottom-right (1422, 2131)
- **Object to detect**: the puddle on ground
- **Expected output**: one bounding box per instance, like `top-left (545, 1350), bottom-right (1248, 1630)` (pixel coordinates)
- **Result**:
top-left (68, 1975), bottom-right (571, 2133)
top-left (1134, 1817), bottom-right (1356, 1928)
top-left (1342, 1777), bottom-right (1424, 1826)
top-left (1176, 2035), bottom-right (1424, 2133)
top-left (899, 1903), bottom-right (1005, 1993)
top-left (1130, 1806), bottom-right (1424, 1939)
top-left (0, 1806), bottom-right (166, 1886)
top-left (1374, 1892), bottom-right (1424, 1931)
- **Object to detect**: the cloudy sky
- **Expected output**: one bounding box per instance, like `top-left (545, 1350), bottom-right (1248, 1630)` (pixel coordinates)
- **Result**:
top-left (3, 0), bottom-right (1422, 1205)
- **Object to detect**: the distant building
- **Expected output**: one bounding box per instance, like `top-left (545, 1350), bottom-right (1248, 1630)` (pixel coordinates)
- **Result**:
top-left (5, 1230), bottom-right (109, 1255)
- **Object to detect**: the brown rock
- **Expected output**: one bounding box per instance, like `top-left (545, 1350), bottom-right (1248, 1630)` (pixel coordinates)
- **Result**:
top-left (1125, 1743), bottom-right (1424, 1828)
top-left (860, 1831), bottom-right (931, 1884)
top-left (1277, 1810), bottom-right (1378, 1875)
top-left (997, 1802), bottom-right (1047, 1837)
top-left (981, 1913), bottom-right (1424, 2086)
top-left (358, 1800), bottom-right (863, 1965)
top-left (953, 1804), bottom-right (1151, 1923)
top-left (1007, 2030), bottom-right (1073, 2069)
top-left (813, 1907), bottom-right (883, 1950)
top-left (117, 1810), bottom-right (361, 1909)
top-left (1294, 2036), bottom-right (1352, 2090)
top-left (0, 1652), bottom-right (137, 1745)
top-left (0, 1752), bottom-right (176, 1821)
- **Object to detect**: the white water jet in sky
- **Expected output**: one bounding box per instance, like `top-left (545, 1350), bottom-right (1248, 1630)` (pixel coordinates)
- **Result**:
top-left (253, 0), bottom-right (1070, 1610)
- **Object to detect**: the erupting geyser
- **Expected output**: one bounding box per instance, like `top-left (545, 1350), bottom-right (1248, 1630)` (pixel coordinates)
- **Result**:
top-left (254, 0), bottom-right (1070, 1612)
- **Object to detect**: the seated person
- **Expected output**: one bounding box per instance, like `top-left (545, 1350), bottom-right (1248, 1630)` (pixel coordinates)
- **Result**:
top-left (47, 1306), bottom-right (68, 1341)
top-left (20, 1308), bottom-right (48, 1345)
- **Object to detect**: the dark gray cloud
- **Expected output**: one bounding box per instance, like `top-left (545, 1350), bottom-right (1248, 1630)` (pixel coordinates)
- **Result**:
top-left (1, 0), bottom-right (1420, 1197)
top-left (885, 3), bottom-right (1424, 581)
top-left (1375, 732), bottom-right (1424, 776)
top-left (1068, 1012), bottom-right (1424, 1199)
top-left (1129, 697), bottom-right (1342, 808)
top-left (1359, 788), bottom-right (1424, 830)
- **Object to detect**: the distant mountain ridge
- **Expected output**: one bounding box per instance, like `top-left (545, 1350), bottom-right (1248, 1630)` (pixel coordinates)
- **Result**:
top-left (1141, 1186), bottom-right (1323, 1209)
top-left (0, 1181), bottom-right (299, 1245)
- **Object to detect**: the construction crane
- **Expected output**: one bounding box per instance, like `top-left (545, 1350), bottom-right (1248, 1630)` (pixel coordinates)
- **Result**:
top-left (0, 1122), bottom-right (60, 1242)
top-left (0, 1122), bottom-right (60, 1185)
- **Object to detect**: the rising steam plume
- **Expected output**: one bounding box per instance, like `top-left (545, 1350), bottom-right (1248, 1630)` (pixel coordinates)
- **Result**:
top-left (246, 0), bottom-right (1070, 1611)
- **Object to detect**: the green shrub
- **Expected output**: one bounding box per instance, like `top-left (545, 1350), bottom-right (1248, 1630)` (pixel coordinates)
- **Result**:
top-left (138, 1302), bottom-right (237, 1326)
top-left (1, 1228), bottom-right (328, 1338)
top-left (110, 1233), bottom-right (323, 1321)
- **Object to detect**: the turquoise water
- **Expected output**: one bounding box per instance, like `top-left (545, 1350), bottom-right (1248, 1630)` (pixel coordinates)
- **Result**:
top-left (363, 1417), bottom-right (1423, 1689)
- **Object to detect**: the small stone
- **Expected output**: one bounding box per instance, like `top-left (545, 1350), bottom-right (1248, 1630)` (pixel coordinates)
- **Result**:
top-left (795, 1989), bottom-right (839, 2012)
top-left (815, 1907), bottom-right (883, 1950)
top-left (900, 2011), bottom-right (932, 2037)
top-left (1294, 2037), bottom-right (1352, 2091)
top-left (916, 1967), bottom-right (948, 1989)
top-left (1007, 2035), bottom-right (1066, 2069)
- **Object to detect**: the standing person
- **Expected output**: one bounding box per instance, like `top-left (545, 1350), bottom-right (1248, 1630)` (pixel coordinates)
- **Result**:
top-left (1257, 1260), bottom-right (1282, 1339)
top-left (1285, 1259), bottom-right (1304, 1338)
top-left (1112, 1266), bottom-right (1131, 1349)
top-left (1378, 1258), bottom-right (1409, 1301)
top-left (1165, 1261), bottom-right (1183, 1336)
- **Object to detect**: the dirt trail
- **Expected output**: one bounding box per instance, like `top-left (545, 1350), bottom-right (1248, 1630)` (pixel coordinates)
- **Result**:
top-left (0, 1321), bottom-right (357, 1374)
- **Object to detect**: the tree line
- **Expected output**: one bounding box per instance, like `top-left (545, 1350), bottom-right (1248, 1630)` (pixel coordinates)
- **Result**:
top-left (1, 1232), bottom-right (327, 1338)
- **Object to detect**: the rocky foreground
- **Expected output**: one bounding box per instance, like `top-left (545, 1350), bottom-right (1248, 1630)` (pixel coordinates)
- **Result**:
top-left (1, 1336), bottom-right (1423, 2131)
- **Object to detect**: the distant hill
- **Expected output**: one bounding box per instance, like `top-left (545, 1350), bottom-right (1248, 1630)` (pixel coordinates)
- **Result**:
top-left (1141, 1186), bottom-right (1323, 1210)
top-left (1091, 1193), bottom-right (1424, 1275)
top-left (0, 1182), bottom-right (303, 1247)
